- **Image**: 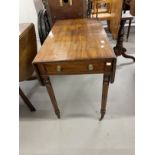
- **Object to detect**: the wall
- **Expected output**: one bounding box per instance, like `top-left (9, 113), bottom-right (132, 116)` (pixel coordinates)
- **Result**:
top-left (19, 0), bottom-right (41, 49)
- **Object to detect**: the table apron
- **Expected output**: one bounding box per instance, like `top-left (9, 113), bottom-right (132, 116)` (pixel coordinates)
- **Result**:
top-left (37, 60), bottom-right (114, 75)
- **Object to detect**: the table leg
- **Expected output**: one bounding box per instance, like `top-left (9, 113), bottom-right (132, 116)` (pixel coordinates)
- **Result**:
top-left (19, 87), bottom-right (36, 111)
top-left (113, 19), bottom-right (135, 62)
top-left (43, 76), bottom-right (60, 119)
top-left (100, 74), bottom-right (110, 121)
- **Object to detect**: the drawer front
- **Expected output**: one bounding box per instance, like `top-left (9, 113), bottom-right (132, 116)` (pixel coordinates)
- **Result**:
top-left (40, 60), bottom-right (113, 75)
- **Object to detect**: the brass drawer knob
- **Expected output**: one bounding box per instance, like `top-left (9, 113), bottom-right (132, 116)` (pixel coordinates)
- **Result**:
top-left (88, 64), bottom-right (94, 71)
top-left (106, 62), bottom-right (112, 66)
top-left (57, 65), bottom-right (62, 72)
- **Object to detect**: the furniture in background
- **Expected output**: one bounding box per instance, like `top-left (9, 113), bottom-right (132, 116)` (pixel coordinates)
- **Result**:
top-left (38, 9), bottom-right (51, 44)
top-left (91, 0), bottom-right (112, 33)
top-left (33, 19), bottom-right (116, 120)
top-left (122, 11), bottom-right (133, 41)
top-left (33, 0), bottom-right (51, 44)
top-left (19, 23), bottom-right (37, 111)
top-left (90, 0), bottom-right (123, 39)
top-left (47, 0), bottom-right (87, 24)
top-left (34, 0), bottom-right (87, 44)
top-left (91, 0), bottom-right (112, 19)
top-left (40, 0), bottom-right (123, 39)
top-left (123, 0), bottom-right (130, 13)
top-left (130, 0), bottom-right (135, 16)
top-left (113, 0), bottom-right (135, 62)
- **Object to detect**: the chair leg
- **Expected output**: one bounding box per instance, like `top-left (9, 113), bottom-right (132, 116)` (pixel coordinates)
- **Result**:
top-left (19, 87), bottom-right (36, 111)
top-left (96, 2), bottom-right (99, 19)
top-left (107, 20), bottom-right (111, 33)
top-left (126, 19), bottom-right (132, 41)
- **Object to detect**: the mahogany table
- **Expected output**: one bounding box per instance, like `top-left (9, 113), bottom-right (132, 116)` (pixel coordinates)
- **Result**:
top-left (33, 19), bottom-right (116, 120)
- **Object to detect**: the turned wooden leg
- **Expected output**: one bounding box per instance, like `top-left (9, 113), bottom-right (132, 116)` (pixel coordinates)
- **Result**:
top-left (99, 74), bottom-right (110, 121)
top-left (19, 87), bottom-right (36, 111)
top-left (43, 76), bottom-right (60, 119)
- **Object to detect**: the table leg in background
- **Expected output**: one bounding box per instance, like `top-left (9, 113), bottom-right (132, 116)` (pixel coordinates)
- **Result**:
top-left (19, 87), bottom-right (36, 111)
top-left (126, 19), bottom-right (132, 41)
top-left (113, 19), bottom-right (135, 62)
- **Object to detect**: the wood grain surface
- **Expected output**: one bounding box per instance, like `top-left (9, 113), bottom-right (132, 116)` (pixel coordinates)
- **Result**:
top-left (19, 23), bottom-right (37, 81)
top-left (33, 19), bottom-right (115, 63)
top-left (47, 0), bottom-right (86, 23)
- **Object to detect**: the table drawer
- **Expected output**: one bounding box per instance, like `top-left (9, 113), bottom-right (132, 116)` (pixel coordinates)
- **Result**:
top-left (41, 60), bottom-right (113, 75)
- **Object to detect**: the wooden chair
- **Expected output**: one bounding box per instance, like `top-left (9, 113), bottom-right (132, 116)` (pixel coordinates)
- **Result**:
top-left (47, 0), bottom-right (87, 22)
top-left (34, 0), bottom-right (52, 44)
top-left (19, 23), bottom-right (37, 111)
top-left (90, 0), bottom-right (112, 33)
top-left (91, 0), bottom-right (112, 20)
top-left (90, 0), bottom-right (123, 39)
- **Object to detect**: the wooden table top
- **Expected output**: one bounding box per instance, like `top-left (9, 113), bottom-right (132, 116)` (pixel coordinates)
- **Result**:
top-left (33, 19), bottom-right (115, 63)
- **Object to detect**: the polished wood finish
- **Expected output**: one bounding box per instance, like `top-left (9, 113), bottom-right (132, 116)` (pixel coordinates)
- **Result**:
top-left (33, 19), bottom-right (115, 62)
top-left (33, 19), bottom-right (116, 120)
top-left (19, 23), bottom-right (37, 111)
top-left (109, 0), bottom-right (123, 39)
top-left (19, 23), bottom-right (37, 81)
top-left (47, 0), bottom-right (87, 23)
top-left (40, 59), bottom-right (113, 75)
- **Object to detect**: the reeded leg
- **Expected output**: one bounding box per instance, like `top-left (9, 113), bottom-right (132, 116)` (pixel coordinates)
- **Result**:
top-left (19, 87), bottom-right (36, 111)
top-left (43, 76), bottom-right (60, 119)
top-left (99, 75), bottom-right (110, 121)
